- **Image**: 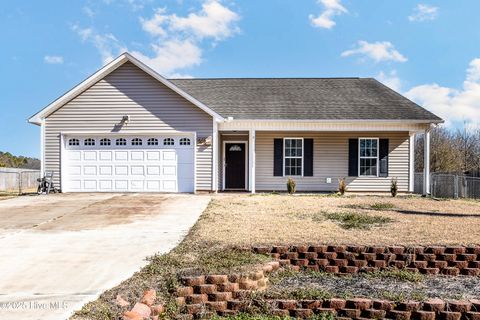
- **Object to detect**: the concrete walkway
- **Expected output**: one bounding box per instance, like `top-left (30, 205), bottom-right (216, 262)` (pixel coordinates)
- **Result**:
top-left (0, 193), bottom-right (210, 320)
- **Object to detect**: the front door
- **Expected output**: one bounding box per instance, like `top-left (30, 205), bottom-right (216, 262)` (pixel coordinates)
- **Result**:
top-left (225, 142), bottom-right (246, 189)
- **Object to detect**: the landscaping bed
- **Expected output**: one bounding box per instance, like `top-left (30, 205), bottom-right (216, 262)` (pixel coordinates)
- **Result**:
top-left (71, 194), bottom-right (480, 320)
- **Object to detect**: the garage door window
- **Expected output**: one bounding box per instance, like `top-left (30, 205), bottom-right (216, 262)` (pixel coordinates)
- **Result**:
top-left (147, 138), bottom-right (159, 146)
top-left (100, 138), bottom-right (111, 146)
top-left (68, 138), bottom-right (79, 146)
top-left (84, 138), bottom-right (95, 146)
top-left (132, 138), bottom-right (143, 146)
top-left (116, 138), bottom-right (126, 146)
top-left (180, 138), bottom-right (191, 146)
top-left (164, 138), bottom-right (174, 146)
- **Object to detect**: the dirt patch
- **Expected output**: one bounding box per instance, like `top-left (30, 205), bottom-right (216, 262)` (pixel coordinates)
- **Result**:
top-left (194, 194), bottom-right (480, 246)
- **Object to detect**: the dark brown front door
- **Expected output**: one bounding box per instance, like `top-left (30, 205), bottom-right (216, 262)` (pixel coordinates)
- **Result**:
top-left (225, 143), bottom-right (246, 189)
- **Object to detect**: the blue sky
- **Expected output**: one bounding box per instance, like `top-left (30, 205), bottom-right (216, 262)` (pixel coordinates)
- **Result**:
top-left (1, 0), bottom-right (480, 158)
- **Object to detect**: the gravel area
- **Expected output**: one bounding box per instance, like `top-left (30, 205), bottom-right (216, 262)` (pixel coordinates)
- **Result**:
top-left (267, 273), bottom-right (480, 301)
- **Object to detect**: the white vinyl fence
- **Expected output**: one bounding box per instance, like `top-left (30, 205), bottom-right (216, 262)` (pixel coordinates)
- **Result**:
top-left (0, 168), bottom-right (41, 194)
top-left (414, 172), bottom-right (480, 200)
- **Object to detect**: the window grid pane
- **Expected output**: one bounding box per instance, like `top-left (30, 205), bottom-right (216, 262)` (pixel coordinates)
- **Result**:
top-left (284, 138), bottom-right (303, 176)
top-left (359, 138), bottom-right (378, 176)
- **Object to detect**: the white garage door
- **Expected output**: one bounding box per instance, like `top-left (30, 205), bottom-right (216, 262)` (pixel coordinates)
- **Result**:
top-left (62, 135), bottom-right (195, 192)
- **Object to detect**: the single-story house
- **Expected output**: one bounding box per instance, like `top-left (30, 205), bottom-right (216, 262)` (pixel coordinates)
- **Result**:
top-left (28, 53), bottom-right (442, 194)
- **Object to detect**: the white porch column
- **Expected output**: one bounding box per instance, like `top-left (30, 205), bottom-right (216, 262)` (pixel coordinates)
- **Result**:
top-left (248, 129), bottom-right (256, 193)
top-left (212, 120), bottom-right (219, 192)
top-left (423, 128), bottom-right (431, 195)
top-left (408, 132), bottom-right (415, 193)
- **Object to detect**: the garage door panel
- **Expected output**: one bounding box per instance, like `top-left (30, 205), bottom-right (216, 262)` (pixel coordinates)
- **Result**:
top-left (115, 166), bottom-right (128, 175)
top-left (115, 180), bottom-right (128, 190)
top-left (146, 151), bottom-right (160, 160)
top-left (130, 180), bottom-right (144, 190)
top-left (146, 180), bottom-right (161, 190)
top-left (69, 180), bottom-right (82, 190)
top-left (64, 135), bottom-right (194, 193)
top-left (99, 180), bottom-right (113, 190)
top-left (146, 166), bottom-right (161, 175)
top-left (131, 151), bottom-right (144, 161)
top-left (84, 151), bottom-right (97, 161)
top-left (84, 166), bottom-right (97, 175)
top-left (99, 166), bottom-right (113, 175)
top-left (68, 151), bottom-right (81, 161)
top-left (162, 165), bottom-right (176, 176)
top-left (131, 166), bottom-right (144, 175)
top-left (84, 180), bottom-right (97, 190)
top-left (162, 151), bottom-right (176, 161)
top-left (162, 180), bottom-right (176, 191)
top-left (115, 151), bottom-right (128, 161)
top-left (69, 166), bottom-right (81, 175)
top-left (99, 151), bottom-right (112, 161)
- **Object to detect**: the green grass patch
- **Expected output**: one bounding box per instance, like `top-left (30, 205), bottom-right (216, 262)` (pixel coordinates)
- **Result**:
top-left (380, 290), bottom-right (427, 302)
top-left (366, 269), bottom-right (424, 283)
top-left (325, 211), bottom-right (393, 229)
top-left (370, 202), bottom-right (395, 210)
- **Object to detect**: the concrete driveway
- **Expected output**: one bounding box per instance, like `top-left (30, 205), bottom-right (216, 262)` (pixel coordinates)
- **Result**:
top-left (0, 193), bottom-right (210, 320)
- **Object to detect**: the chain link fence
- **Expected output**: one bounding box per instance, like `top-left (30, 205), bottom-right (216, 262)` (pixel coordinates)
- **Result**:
top-left (0, 168), bottom-right (41, 194)
top-left (414, 172), bottom-right (480, 199)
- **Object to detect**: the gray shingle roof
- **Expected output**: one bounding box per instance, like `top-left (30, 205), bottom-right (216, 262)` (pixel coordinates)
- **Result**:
top-left (170, 78), bottom-right (442, 122)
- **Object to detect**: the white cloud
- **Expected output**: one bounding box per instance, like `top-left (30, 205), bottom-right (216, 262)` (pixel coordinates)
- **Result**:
top-left (83, 6), bottom-right (95, 18)
top-left (130, 39), bottom-right (202, 76)
top-left (135, 0), bottom-right (239, 76)
top-left (405, 58), bottom-right (480, 128)
top-left (376, 70), bottom-right (401, 91)
top-left (341, 40), bottom-right (407, 63)
top-left (309, 0), bottom-right (347, 29)
top-left (44, 55), bottom-right (64, 64)
top-left (408, 4), bottom-right (438, 22)
top-left (141, 1), bottom-right (240, 41)
top-left (71, 24), bottom-right (125, 65)
top-left (72, 0), bottom-right (240, 76)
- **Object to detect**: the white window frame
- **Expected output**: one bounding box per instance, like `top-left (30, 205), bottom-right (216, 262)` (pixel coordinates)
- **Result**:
top-left (116, 138), bottom-right (126, 146)
top-left (147, 138), bottom-right (158, 146)
top-left (283, 137), bottom-right (304, 177)
top-left (163, 138), bottom-right (175, 146)
top-left (68, 138), bottom-right (79, 146)
top-left (100, 138), bottom-right (111, 146)
top-left (358, 137), bottom-right (379, 177)
top-left (131, 138), bottom-right (143, 146)
top-left (180, 137), bottom-right (191, 146)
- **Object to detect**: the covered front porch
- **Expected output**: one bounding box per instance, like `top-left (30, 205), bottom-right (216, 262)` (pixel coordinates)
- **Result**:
top-left (214, 121), bottom-right (433, 195)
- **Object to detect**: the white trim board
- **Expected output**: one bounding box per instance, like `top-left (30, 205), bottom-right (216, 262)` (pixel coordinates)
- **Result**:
top-left (222, 140), bottom-right (248, 191)
top-left (28, 52), bottom-right (224, 125)
top-left (219, 120), bottom-right (433, 132)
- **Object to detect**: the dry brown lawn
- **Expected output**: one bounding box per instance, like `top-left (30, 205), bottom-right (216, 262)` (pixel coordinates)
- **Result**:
top-left (195, 194), bottom-right (480, 246)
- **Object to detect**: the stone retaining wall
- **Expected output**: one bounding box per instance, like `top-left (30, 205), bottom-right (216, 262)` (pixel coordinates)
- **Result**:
top-left (253, 245), bottom-right (480, 276)
top-left (124, 245), bottom-right (480, 319)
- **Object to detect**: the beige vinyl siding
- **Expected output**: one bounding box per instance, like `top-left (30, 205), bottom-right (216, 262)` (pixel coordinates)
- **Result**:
top-left (44, 61), bottom-right (213, 190)
top-left (255, 131), bottom-right (410, 192)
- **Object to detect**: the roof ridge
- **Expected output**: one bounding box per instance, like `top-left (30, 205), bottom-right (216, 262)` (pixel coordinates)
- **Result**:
top-left (169, 77), bottom-right (362, 80)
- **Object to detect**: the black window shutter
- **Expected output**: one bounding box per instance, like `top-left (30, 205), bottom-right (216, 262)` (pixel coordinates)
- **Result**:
top-left (304, 139), bottom-right (313, 176)
top-left (348, 139), bottom-right (359, 177)
top-left (273, 139), bottom-right (283, 176)
top-left (379, 139), bottom-right (389, 177)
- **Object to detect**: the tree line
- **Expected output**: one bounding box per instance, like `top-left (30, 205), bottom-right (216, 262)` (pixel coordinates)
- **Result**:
top-left (415, 126), bottom-right (480, 175)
